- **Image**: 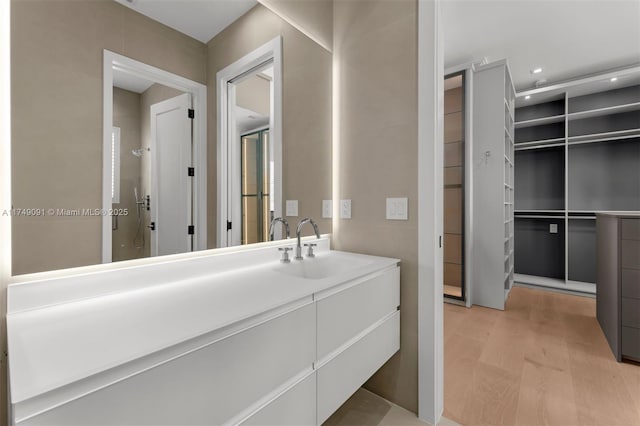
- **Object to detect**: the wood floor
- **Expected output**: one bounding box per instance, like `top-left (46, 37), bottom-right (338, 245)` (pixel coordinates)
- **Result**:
top-left (325, 388), bottom-right (460, 426)
top-left (444, 285), bottom-right (463, 298)
top-left (444, 286), bottom-right (640, 426)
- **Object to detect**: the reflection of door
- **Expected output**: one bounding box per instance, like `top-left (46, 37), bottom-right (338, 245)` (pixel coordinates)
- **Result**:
top-left (241, 129), bottom-right (271, 244)
top-left (150, 93), bottom-right (193, 256)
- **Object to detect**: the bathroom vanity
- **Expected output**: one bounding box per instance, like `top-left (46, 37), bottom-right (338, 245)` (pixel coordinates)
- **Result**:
top-left (7, 237), bottom-right (400, 425)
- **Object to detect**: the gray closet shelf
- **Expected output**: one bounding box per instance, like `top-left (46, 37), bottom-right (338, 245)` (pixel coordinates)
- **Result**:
top-left (513, 68), bottom-right (640, 294)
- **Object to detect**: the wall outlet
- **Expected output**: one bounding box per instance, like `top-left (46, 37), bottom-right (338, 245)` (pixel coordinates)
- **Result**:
top-left (322, 200), bottom-right (333, 218)
top-left (286, 200), bottom-right (298, 217)
top-left (386, 197), bottom-right (408, 220)
top-left (340, 199), bottom-right (351, 219)
top-left (550, 223), bottom-right (558, 234)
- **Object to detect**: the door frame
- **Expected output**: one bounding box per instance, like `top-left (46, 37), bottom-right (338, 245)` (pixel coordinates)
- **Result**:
top-left (102, 50), bottom-right (207, 263)
top-left (443, 64), bottom-right (474, 308)
top-left (418, 0), bottom-right (444, 423)
top-left (216, 36), bottom-right (283, 247)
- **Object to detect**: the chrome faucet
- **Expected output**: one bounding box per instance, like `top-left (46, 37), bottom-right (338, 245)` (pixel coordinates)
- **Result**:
top-left (269, 217), bottom-right (290, 241)
top-left (295, 218), bottom-right (320, 260)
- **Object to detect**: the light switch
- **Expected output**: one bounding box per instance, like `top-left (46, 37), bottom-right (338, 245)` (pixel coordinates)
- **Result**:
top-left (322, 200), bottom-right (333, 218)
top-left (550, 223), bottom-right (558, 234)
top-left (340, 199), bottom-right (351, 219)
top-left (286, 200), bottom-right (298, 217)
top-left (386, 197), bottom-right (408, 220)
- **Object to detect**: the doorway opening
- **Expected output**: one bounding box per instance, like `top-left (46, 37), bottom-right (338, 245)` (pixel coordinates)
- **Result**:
top-left (240, 128), bottom-right (272, 244)
top-left (102, 50), bottom-right (207, 264)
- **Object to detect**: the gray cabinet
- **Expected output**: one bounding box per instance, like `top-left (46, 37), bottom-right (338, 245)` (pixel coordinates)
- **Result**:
top-left (597, 213), bottom-right (640, 362)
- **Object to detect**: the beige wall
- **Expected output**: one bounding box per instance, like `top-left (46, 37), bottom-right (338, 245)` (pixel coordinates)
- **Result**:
top-left (112, 88), bottom-right (144, 262)
top-left (333, 0), bottom-right (419, 414)
top-left (10, 0), bottom-right (206, 275)
top-left (260, 0), bottom-right (333, 51)
top-left (207, 4), bottom-right (332, 247)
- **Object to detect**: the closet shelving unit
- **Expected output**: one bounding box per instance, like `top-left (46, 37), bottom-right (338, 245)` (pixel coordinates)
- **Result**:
top-left (504, 69), bottom-right (516, 298)
top-left (514, 66), bottom-right (640, 294)
top-left (473, 59), bottom-right (515, 310)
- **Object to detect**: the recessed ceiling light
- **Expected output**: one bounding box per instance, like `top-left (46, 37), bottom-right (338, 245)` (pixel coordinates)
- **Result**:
top-left (610, 77), bottom-right (618, 82)
top-left (525, 95), bottom-right (531, 100)
top-left (531, 68), bottom-right (543, 74)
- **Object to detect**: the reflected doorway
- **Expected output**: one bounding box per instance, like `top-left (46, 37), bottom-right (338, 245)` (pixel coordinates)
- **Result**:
top-left (217, 37), bottom-right (283, 248)
top-left (241, 129), bottom-right (272, 244)
top-left (443, 71), bottom-right (466, 301)
top-left (103, 50), bottom-right (208, 264)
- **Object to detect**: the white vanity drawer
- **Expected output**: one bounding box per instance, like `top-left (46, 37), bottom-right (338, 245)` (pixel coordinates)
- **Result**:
top-left (241, 373), bottom-right (316, 426)
top-left (316, 311), bottom-right (400, 425)
top-left (21, 303), bottom-right (315, 426)
top-left (316, 267), bottom-right (400, 361)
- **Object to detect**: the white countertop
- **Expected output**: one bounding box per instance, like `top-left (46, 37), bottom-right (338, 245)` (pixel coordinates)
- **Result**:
top-left (7, 241), bottom-right (399, 407)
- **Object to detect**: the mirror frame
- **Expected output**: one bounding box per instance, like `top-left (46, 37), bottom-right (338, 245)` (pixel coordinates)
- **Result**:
top-left (102, 50), bottom-right (208, 263)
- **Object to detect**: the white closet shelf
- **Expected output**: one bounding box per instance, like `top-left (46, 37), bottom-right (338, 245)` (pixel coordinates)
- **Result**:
top-left (515, 274), bottom-right (596, 295)
top-left (515, 274), bottom-right (564, 288)
top-left (515, 215), bottom-right (565, 219)
top-left (567, 280), bottom-right (596, 294)
top-left (568, 101), bottom-right (640, 121)
top-left (567, 128), bottom-right (640, 145)
top-left (514, 138), bottom-right (565, 150)
top-left (504, 128), bottom-right (514, 141)
top-left (514, 114), bottom-right (565, 129)
top-left (515, 209), bottom-right (564, 213)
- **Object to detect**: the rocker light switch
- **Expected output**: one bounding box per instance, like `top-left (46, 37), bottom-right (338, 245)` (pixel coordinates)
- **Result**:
top-left (550, 223), bottom-right (558, 234)
top-left (340, 199), bottom-right (352, 219)
top-left (286, 200), bottom-right (298, 217)
top-left (322, 200), bottom-right (333, 218)
top-left (386, 197), bottom-right (408, 220)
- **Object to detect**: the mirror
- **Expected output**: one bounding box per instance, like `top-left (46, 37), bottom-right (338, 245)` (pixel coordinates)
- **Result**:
top-left (10, 0), bottom-right (332, 275)
top-left (235, 65), bottom-right (274, 245)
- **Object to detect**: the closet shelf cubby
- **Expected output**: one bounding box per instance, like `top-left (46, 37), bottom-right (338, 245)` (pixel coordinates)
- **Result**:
top-left (513, 69), bottom-right (640, 294)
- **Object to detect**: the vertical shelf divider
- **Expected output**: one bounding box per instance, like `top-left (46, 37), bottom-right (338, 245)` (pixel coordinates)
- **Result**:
top-left (564, 92), bottom-right (569, 285)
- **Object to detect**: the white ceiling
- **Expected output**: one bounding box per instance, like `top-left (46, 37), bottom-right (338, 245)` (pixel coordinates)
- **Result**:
top-left (113, 69), bottom-right (154, 93)
top-left (236, 106), bottom-right (270, 133)
top-left (442, 0), bottom-right (640, 91)
top-left (114, 0), bottom-right (258, 43)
